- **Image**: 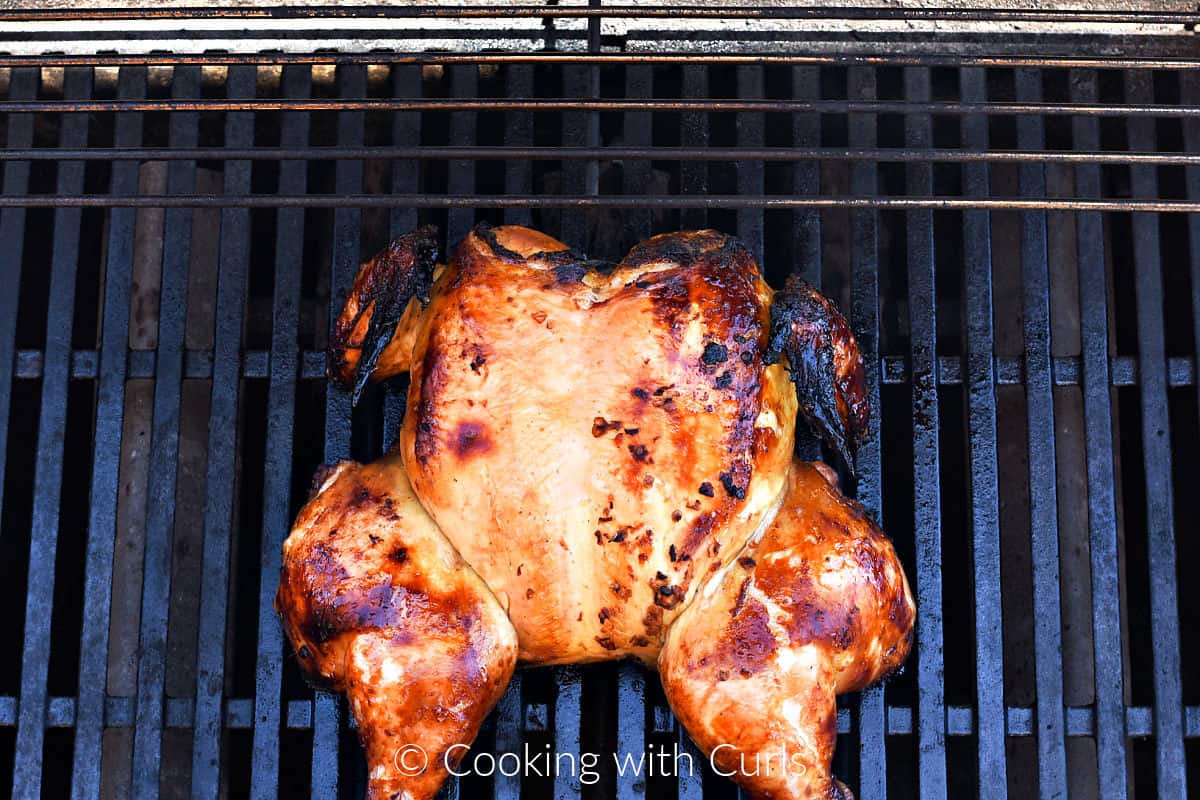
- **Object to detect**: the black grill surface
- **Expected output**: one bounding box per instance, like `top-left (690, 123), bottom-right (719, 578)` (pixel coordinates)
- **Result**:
top-left (0, 4), bottom-right (1198, 800)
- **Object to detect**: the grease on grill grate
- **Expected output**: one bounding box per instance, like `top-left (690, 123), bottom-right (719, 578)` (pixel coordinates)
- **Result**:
top-left (0, 45), bottom-right (1198, 800)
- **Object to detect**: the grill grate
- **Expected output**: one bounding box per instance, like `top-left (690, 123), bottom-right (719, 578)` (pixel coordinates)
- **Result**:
top-left (1, 4), bottom-right (1198, 799)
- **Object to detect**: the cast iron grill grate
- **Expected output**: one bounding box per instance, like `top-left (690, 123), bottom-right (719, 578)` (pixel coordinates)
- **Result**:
top-left (0, 4), bottom-right (1197, 799)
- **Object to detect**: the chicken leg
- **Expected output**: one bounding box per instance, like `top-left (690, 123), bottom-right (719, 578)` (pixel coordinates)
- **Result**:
top-left (659, 461), bottom-right (914, 800)
top-left (275, 452), bottom-right (518, 800)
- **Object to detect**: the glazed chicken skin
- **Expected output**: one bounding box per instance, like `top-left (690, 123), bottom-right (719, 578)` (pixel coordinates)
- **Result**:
top-left (660, 462), bottom-right (913, 799)
top-left (277, 224), bottom-right (914, 800)
top-left (276, 453), bottom-right (518, 800)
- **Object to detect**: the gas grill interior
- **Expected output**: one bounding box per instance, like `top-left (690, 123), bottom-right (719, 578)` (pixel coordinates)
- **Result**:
top-left (0, 2), bottom-right (1198, 799)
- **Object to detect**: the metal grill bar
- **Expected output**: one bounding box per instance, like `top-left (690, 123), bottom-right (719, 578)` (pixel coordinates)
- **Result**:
top-left (1071, 66), bottom-right (1130, 800)
top-left (0, 68), bottom-right (34, 591)
top-left (317, 61), bottom-right (369, 800)
top-left (905, 64), bottom-right (948, 797)
top-left (960, 64), bottom-right (1008, 800)
top-left (447, 65), bottom-right (477, 247)
top-left (131, 63), bottom-right (198, 800)
top-left (847, 62), bottom-right (886, 800)
top-left (13, 64), bottom-right (90, 798)
top-left (1015, 67), bottom-right (1069, 800)
top-left (191, 62), bottom-right (256, 798)
top-left (737, 65), bottom-right (765, 264)
top-left (386, 64), bottom-right (421, 450)
top-left (70, 64), bottom-right (144, 800)
top-left (791, 64), bottom-right (821, 467)
top-left (250, 62), bottom-right (310, 800)
top-left (1125, 70), bottom-right (1188, 800)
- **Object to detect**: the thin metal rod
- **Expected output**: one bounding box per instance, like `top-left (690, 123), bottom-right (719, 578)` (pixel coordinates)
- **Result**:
top-left (70, 65), bottom-right (144, 800)
top-left (131, 63), bottom-right (199, 800)
top-left (3, 194), bottom-right (1200, 212)
top-left (3, 5), bottom-right (1198, 23)
top-left (3, 97), bottom-right (1197, 117)
top-left (13, 65), bottom-right (91, 799)
top-left (1125, 69), bottom-right (1188, 800)
top-left (249, 63), bottom-right (310, 800)
top-left (959, 64), bottom-right (1008, 800)
top-left (190, 63), bottom-right (256, 798)
top-left (1071, 67), bottom-right (1130, 800)
top-left (1015, 67), bottom-right (1069, 800)
top-left (906, 65), bottom-right (948, 798)
top-left (1, 52), bottom-right (1198, 69)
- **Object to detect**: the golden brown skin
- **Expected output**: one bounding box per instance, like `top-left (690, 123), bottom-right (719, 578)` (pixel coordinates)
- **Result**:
top-left (396, 225), bottom-right (798, 664)
top-left (279, 224), bottom-right (910, 800)
top-left (275, 453), bottom-right (518, 800)
top-left (660, 462), bottom-right (914, 800)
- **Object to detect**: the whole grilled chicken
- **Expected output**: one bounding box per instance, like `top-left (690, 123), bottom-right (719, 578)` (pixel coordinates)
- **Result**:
top-left (276, 224), bottom-right (914, 800)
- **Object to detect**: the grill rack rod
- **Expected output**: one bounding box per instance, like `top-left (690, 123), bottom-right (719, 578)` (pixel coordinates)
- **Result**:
top-left (3, 52), bottom-right (1200, 69)
top-left (3, 194), bottom-right (1200, 213)
top-left (3, 5), bottom-right (1199, 24)
top-left (4, 98), bottom-right (1199, 117)
top-left (7, 146), bottom-right (1200, 167)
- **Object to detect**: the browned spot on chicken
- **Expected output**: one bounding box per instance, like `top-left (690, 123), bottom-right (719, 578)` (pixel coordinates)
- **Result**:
top-left (450, 421), bottom-right (492, 459)
top-left (592, 417), bottom-right (623, 437)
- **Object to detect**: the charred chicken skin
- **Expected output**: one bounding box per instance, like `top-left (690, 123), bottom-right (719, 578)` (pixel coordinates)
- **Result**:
top-left (276, 224), bottom-right (914, 800)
